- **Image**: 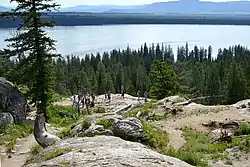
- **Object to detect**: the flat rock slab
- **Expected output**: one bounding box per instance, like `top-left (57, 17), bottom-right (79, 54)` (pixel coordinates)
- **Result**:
top-left (24, 136), bottom-right (194, 167)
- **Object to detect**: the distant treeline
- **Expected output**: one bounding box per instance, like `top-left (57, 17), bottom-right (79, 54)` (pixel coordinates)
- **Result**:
top-left (1, 12), bottom-right (250, 28)
top-left (2, 43), bottom-right (250, 105)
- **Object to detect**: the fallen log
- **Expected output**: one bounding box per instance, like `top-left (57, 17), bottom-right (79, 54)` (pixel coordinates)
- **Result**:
top-left (115, 104), bottom-right (133, 115)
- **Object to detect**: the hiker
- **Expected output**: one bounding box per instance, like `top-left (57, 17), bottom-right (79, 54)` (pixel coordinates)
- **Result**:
top-left (137, 90), bottom-right (140, 102)
top-left (104, 92), bottom-right (107, 103)
top-left (91, 89), bottom-right (95, 107)
top-left (85, 95), bottom-right (91, 112)
top-left (144, 91), bottom-right (148, 103)
top-left (81, 85), bottom-right (87, 107)
top-left (121, 85), bottom-right (125, 99)
top-left (72, 95), bottom-right (76, 107)
top-left (107, 90), bottom-right (111, 103)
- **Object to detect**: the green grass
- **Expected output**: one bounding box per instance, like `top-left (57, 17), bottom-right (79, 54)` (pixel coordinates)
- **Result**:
top-left (26, 147), bottom-right (72, 164)
top-left (47, 105), bottom-right (78, 127)
top-left (96, 119), bottom-right (114, 129)
top-left (89, 107), bottom-right (106, 114)
top-left (234, 123), bottom-right (250, 136)
top-left (0, 124), bottom-right (33, 153)
top-left (142, 121), bottom-right (169, 150)
top-left (58, 117), bottom-right (91, 138)
top-left (162, 127), bottom-right (250, 167)
top-left (164, 148), bottom-right (209, 167)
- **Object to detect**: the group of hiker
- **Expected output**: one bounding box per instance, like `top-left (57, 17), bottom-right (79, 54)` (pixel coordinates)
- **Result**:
top-left (72, 85), bottom-right (95, 110)
top-left (72, 84), bottom-right (149, 109)
top-left (137, 90), bottom-right (149, 103)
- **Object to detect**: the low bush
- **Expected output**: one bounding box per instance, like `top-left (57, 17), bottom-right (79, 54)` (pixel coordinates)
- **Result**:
top-left (26, 147), bottom-right (72, 164)
top-left (234, 123), bottom-right (250, 136)
top-left (47, 105), bottom-right (78, 127)
top-left (96, 119), bottom-right (114, 129)
top-left (142, 121), bottom-right (168, 150)
top-left (164, 148), bottom-right (209, 167)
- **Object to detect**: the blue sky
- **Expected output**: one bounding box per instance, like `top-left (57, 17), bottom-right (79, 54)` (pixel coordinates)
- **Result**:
top-left (1, 0), bottom-right (248, 7)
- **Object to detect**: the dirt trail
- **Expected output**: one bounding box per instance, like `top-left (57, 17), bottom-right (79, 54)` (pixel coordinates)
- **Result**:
top-left (1, 135), bottom-right (36, 167)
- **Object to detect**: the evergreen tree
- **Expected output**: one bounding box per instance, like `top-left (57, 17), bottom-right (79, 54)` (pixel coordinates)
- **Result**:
top-left (2, 0), bottom-right (60, 121)
top-left (226, 62), bottom-right (246, 104)
top-left (150, 60), bottom-right (179, 100)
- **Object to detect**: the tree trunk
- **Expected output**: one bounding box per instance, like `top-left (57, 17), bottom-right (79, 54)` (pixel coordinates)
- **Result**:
top-left (34, 113), bottom-right (61, 148)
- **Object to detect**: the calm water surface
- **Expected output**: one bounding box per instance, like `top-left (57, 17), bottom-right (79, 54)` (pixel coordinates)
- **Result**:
top-left (1, 24), bottom-right (250, 57)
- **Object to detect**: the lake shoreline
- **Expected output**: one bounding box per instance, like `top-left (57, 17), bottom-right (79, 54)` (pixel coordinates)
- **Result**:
top-left (1, 13), bottom-right (250, 28)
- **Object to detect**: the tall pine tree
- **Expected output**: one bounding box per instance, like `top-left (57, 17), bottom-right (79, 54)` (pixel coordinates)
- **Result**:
top-left (2, 0), bottom-right (60, 121)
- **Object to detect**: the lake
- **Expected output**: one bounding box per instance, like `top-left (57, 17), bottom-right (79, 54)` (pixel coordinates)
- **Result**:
top-left (1, 24), bottom-right (250, 58)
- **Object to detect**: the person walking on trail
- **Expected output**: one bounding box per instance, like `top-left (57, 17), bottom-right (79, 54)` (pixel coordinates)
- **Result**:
top-left (121, 85), bottom-right (125, 99)
top-left (91, 89), bottom-right (95, 107)
top-left (81, 85), bottom-right (87, 108)
top-left (104, 92), bottom-right (107, 103)
top-left (108, 90), bottom-right (111, 103)
top-left (137, 90), bottom-right (140, 102)
top-left (144, 91), bottom-right (148, 103)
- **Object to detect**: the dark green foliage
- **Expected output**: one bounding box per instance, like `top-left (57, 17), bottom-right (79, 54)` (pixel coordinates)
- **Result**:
top-left (47, 105), bottom-right (78, 127)
top-left (234, 123), bottom-right (250, 136)
top-left (142, 121), bottom-right (169, 150)
top-left (2, 37), bottom-right (250, 105)
top-left (1, 0), bottom-right (60, 120)
top-left (165, 148), bottom-right (209, 167)
top-left (150, 60), bottom-right (179, 100)
top-left (96, 119), bottom-right (114, 129)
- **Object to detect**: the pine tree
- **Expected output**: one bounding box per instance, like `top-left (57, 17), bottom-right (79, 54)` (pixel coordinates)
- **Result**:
top-left (150, 60), bottom-right (179, 100)
top-left (226, 62), bottom-right (246, 104)
top-left (2, 0), bottom-right (60, 121)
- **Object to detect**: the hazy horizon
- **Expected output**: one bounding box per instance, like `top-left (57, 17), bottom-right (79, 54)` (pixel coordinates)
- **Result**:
top-left (1, 0), bottom-right (250, 8)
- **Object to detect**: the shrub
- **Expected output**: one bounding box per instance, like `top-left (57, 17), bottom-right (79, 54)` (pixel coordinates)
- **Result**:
top-left (234, 123), bottom-right (250, 136)
top-left (26, 148), bottom-right (72, 164)
top-left (47, 105), bottom-right (78, 127)
top-left (96, 119), bottom-right (114, 129)
top-left (91, 107), bottom-right (106, 114)
top-left (81, 117), bottom-right (91, 129)
top-left (142, 121), bottom-right (168, 150)
top-left (30, 144), bottom-right (43, 156)
top-left (164, 148), bottom-right (209, 167)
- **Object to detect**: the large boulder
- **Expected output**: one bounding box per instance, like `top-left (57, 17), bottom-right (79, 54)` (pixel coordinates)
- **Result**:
top-left (111, 117), bottom-right (145, 141)
top-left (0, 112), bottom-right (14, 127)
top-left (0, 77), bottom-right (27, 126)
top-left (24, 136), bottom-right (194, 167)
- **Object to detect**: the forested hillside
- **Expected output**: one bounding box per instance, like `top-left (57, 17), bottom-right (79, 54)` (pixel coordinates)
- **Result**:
top-left (1, 43), bottom-right (249, 105)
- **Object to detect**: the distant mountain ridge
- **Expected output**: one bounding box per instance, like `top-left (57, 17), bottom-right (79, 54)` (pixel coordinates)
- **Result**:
top-left (59, 0), bottom-right (250, 14)
top-left (0, 6), bottom-right (10, 12)
top-left (1, 0), bottom-right (250, 14)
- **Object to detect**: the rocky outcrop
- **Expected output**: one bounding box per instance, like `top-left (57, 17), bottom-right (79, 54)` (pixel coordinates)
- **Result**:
top-left (24, 136), bottom-right (194, 167)
top-left (34, 113), bottom-right (61, 148)
top-left (111, 117), bottom-right (145, 141)
top-left (71, 115), bottom-right (145, 142)
top-left (0, 77), bottom-right (27, 126)
top-left (233, 99), bottom-right (250, 109)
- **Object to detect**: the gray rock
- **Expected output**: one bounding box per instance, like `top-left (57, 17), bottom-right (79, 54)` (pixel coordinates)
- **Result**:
top-left (0, 112), bottom-right (14, 127)
top-left (226, 146), bottom-right (240, 153)
top-left (82, 124), bottom-right (114, 137)
top-left (23, 136), bottom-right (194, 167)
top-left (111, 117), bottom-right (145, 141)
top-left (71, 124), bottom-right (83, 133)
top-left (0, 77), bottom-right (27, 126)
